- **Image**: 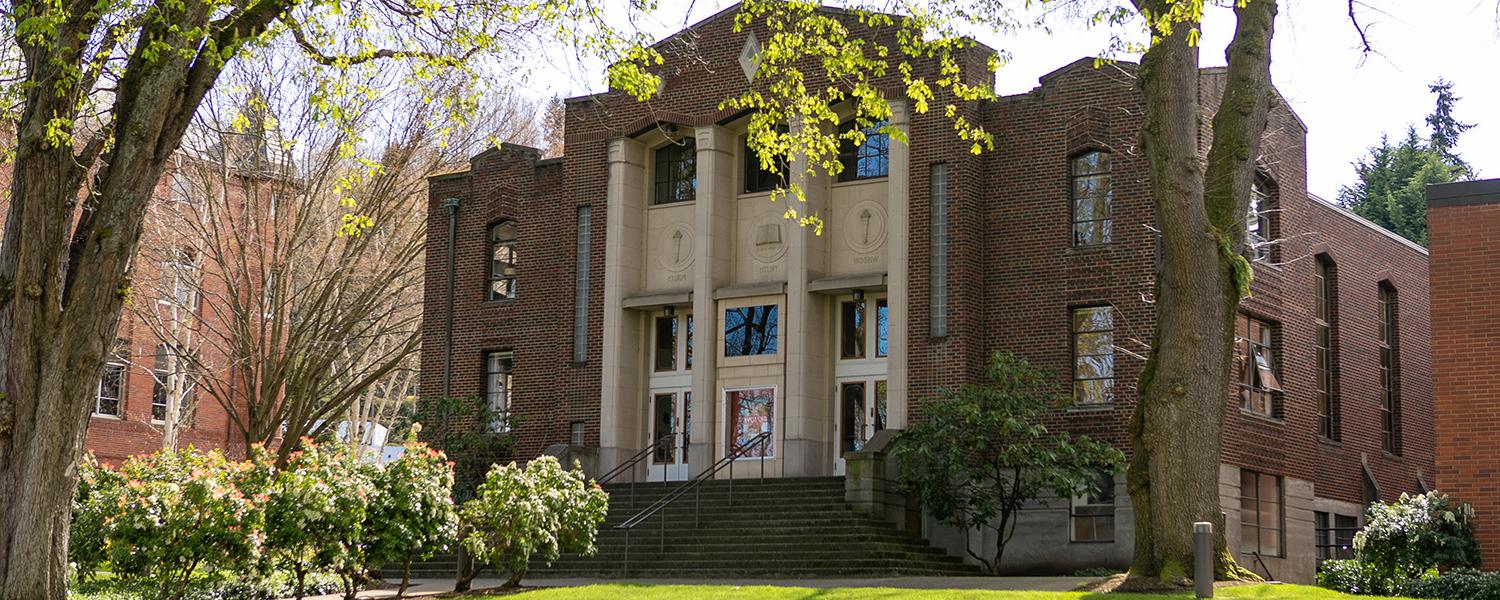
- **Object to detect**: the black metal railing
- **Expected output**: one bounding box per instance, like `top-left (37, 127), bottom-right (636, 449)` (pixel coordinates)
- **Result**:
top-left (596, 434), bottom-right (680, 509)
top-left (616, 431), bottom-right (772, 576)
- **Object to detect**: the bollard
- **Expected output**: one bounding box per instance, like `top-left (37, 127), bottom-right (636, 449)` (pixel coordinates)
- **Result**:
top-left (1194, 521), bottom-right (1214, 598)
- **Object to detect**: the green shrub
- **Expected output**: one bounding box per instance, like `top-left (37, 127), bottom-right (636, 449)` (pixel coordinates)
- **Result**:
top-left (362, 441), bottom-right (458, 594)
top-left (1317, 559), bottom-right (1386, 596)
top-left (69, 454), bottom-right (124, 580)
top-left (1356, 491), bottom-right (1480, 587)
top-left (459, 456), bottom-right (609, 588)
top-left (104, 448), bottom-right (266, 600)
top-left (263, 439), bottom-right (376, 599)
top-left (1400, 568), bottom-right (1500, 600)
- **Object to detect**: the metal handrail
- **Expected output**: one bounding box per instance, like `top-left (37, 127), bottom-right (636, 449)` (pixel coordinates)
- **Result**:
top-left (617, 431), bottom-right (771, 576)
top-left (598, 434), bottom-right (674, 485)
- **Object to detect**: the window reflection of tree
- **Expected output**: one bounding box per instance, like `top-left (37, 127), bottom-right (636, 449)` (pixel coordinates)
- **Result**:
top-left (724, 305), bottom-right (778, 356)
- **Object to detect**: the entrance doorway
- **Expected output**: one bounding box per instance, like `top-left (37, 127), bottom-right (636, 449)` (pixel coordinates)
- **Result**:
top-left (835, 379), bottom-right (886, 474)
top-left (833, 294), bottom-right (888, 475)
top-left (647, 389), bottom-right (691, 481)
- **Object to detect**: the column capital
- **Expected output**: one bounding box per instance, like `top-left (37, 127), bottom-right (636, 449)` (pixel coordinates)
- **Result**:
top-left (607, 137), bottom-right (646, 166)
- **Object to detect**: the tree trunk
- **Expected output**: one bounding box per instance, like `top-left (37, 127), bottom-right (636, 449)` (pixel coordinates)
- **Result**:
top-left (400, 559), bottom-right (412, 597)
top-left (1126, 0), bottom-right (1278, 586)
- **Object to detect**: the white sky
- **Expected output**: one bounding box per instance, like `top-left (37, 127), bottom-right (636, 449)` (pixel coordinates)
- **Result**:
top-left (515, 0), bottom-right (1500, 200)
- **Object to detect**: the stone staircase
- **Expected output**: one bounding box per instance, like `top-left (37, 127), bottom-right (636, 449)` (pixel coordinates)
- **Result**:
top-left (397, 476), bottom-right (977, 580)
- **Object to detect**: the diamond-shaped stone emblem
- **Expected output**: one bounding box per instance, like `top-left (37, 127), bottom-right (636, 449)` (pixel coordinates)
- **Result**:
top-left (739, 32), bottom-right (762, 82)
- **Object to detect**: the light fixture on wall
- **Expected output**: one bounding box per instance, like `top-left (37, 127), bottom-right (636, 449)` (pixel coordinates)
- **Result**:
top-left (664, 305), bottom-right (676, 316)
top-left (852, 289), bottom-right (865, 301)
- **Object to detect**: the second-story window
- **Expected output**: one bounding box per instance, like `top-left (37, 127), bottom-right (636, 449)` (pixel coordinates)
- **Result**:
top-left (1315, 256), bottom-right (1339, 440)
top-left (840, 300), bottom-right (865, 359)
top-left (1379, 282), bottom-right (1401, 454)
top-left (95, 340), bottom-right (127, 417)
top-left (1237, 314), bottom-right (1282, 417)
top-left (488, 221), bottom-right (518, 301)
top-left (724, 305), bottom-right (778, 356)
top-left (743, 130), bottom-right (789, 194)
top-left (655, 315), bottom-right (678, 371)
top-left (1249, 174), bottom-right (1274, 262)
top-left (160, 248), bottom-right (199, 310)
top-left (1071, 151), bottom-right (1112, 246)
top-left (837, 119), bottom-right (889, 181)
top-left (1072, 306), bottom-right (1115, 405)
top-left (654, 138), bottom-right (697, 205)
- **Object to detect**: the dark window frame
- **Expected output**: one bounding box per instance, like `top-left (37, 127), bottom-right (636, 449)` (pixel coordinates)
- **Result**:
top-left (1069, 150), bottom-right (1113, 247)
top-left (1315, 511), bottom-right (1359, 565)
top-left (95, 341), bottom-right (128, 417)
top-left (1071, 306), bottom-right (1115, 406)
top-left (654, 315), bottom-right (679, 372)
top-left (488, 221), bottom-right (518, 302)
top-left (1379, 282), bottom-right (1402, 455)
top-left (836, 119), bottom-right (890, 182)
top-left (1315, 255), bottom-right (1340, 441)
top-left (653, 138), bottom-right (698, 205)
top-left (483, 350), bottom-right (513, 433)
top-left (742, 130), bottom-right (789, 194)
top-left (839, 299), bottom-right (866, 360)
top-left (1237, 314), bottom-right (1282, 418)
top-left (1239, 469), bottom-right (1285, 557)
top-left (1249, 173), bottom-right (1276, 263)
top-left (1070, 470), bottom-right (1117, 543)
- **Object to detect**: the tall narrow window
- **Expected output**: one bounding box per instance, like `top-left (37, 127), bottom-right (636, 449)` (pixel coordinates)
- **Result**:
top-left (488, 221), bottom-right (518, 301)
top-left (743, 131), bottom-right (789, 194)
top-left (150, 344), bottom-right (193, 423)
top-left (654, 138), bottom-right (697, 205)
top-left (1315, 256), bottom-right (1339, 440)
top-left (1070, 470), bottom-right (1116, 543)
top-left (1248, 175), bottom-right (1274, 262)
top-left (930, 163), bottom-right (949, 338)
top-left (1071, 151), bottom-right (1112, 246)
top-left (1239, 470), bottom-right (1284, 556)
top-left (484, 351), bottom-right (513, 432)
top-left (836, 120), bottom-right (890, 181)
top-left (1072, 307), bottom-right (1115, 405)
top-left (95, 340), bottom-right (127, 417)
top-left (840, 300), bottom-right (865, 359)
top-left (160, 248), bottom-right (199, 309)
top-left (654, 315), bottom-right (678, 371)
top-left (685, 314), bottom-right (694, 370)
top-left (724, 305), bottom-right (778, 356)
top-left (1379, 283), bottom-right (1401, 454)
top-left (876, 299), bottom-right (889, 357)
top-left (1237, 314), bottom-right (1282, 417)
top-left (573, 207), bottom-right (591, 363)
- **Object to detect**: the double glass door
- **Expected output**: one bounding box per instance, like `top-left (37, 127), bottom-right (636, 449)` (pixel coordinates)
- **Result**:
top-left (647, 389), bottom-right (691, 481)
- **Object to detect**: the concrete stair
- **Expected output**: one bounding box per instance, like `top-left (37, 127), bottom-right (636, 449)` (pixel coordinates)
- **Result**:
top-left (396, 477), bottom-right (978, 579)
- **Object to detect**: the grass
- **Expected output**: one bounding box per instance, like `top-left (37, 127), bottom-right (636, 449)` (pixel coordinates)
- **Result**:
top-left (487, 584), bottom-right (1413, 600)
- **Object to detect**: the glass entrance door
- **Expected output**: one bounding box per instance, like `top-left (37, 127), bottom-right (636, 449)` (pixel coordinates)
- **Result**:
top-left (834, 379), bottom-right (886, 474)
top-left (647, 390), bottom-right (691, 481)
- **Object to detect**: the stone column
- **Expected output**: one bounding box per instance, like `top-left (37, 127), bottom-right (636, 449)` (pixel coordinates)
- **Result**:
top-left (599, 137), bottom-right (647, 477)
top-left (886, 100), bottom-right (911, 429)
top-left (690, 126), bottom-right (735, 471)
top-left (783, 119), bottom-right (833, 476)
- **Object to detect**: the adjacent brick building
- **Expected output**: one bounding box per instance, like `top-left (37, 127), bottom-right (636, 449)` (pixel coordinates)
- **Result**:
top-left (421, 4), bottom-right (1434, 582)
top-left (1428, 178), bottom-right (1500, 566)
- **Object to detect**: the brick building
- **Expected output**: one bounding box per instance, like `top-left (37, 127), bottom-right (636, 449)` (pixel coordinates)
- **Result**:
top-left (421, 5), bottom-right (1434, 582)
top-left (1427, 178), bottom-right (1500, 566)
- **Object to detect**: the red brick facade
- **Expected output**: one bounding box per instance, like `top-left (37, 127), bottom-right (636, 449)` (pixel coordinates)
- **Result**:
top-left (422, 5), bottom-right (1434, 578)
top-left (1428, 178), bottom-right (1500, 566)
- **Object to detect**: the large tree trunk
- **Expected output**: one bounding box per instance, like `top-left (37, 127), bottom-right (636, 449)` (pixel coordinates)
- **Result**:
top-left (1127, 0), bottom-right (1277, 586)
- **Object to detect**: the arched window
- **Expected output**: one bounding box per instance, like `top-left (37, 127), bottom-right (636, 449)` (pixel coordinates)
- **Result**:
top-left (488, 221), bottom-right (518, 301)
top-left (837, 119), bottom-right (890, 181)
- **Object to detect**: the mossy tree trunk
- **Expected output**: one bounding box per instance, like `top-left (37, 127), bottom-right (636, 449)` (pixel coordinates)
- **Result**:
top-left (1126, 0), bottom-right (1278, 586)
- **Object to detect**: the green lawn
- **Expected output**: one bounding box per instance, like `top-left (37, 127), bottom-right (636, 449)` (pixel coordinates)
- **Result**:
top-left (495, 584), bottom-right (1411, 600)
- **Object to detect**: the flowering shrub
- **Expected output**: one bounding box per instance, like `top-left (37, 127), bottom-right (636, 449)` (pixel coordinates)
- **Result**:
top-left (362, 442), bottom-right (458, 594)
top-left (104, 448), bottom-right (266, 600)
top-left (459, 456), bottom-right (608, 587)
top-left (1355, 491), bottom-right (1480, 586)
top-left (69, 454), bottom-right (124, 580)
top-left (263, 439), bottom-right (377, 599)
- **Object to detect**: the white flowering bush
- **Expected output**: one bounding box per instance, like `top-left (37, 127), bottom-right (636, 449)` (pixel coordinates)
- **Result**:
top-left (1355, 491), bottom-right (1480, 583)
top-left (459, 456), bottom-right (609, 588)
top-left (362, 441), bottom-right (458, 594)
top-left (263, 439), bottom-right (377, 599)
top-left (103, 448), bottom-right (267, 600)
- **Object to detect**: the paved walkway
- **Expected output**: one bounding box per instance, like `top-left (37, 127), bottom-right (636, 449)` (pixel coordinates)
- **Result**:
top-left (296, 576), bottom-right (1095, 599)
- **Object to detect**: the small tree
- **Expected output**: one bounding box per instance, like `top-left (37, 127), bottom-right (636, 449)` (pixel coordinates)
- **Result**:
top-left (1355, 492), bottom-right (1480, 589)
top-left (263, 440), bottom-right (376, 599)
top-left (68, 455), bottom-right (125, 581)
top-left (103, 448), bottom-right (266, 600)
top-left (458, 456), bottom-right (609, 589)
top-left (363, 441), bottom-right (459, 597)
top-left (894, 351), bottom-right (1125, 575)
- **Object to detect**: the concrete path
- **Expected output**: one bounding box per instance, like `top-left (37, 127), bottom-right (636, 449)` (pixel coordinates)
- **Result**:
top-left (295, 576), bottom-right (1095, 599)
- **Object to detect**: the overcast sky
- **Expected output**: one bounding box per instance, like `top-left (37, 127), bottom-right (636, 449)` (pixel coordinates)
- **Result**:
top-left (520, 0), bottom-right (1500, 200)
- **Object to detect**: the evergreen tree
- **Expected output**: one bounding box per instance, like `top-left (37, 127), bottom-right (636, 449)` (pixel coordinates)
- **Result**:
top-left (1338, 81), bottom-right (1475, 245)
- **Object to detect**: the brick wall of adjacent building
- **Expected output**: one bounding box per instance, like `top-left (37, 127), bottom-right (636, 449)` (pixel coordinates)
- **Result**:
top-left (1428, 179), bottom-right (1500, 565)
